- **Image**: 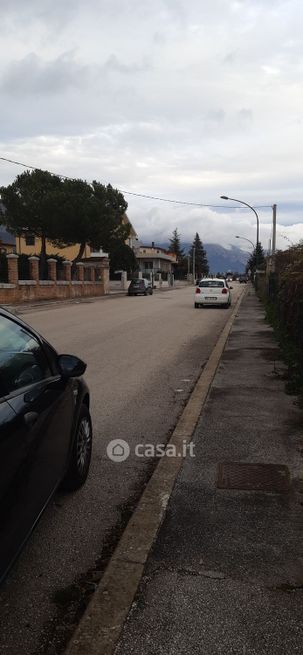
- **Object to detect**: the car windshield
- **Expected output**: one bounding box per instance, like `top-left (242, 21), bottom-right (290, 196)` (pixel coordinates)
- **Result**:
top-left (131, 280), bottom-right (143, 286)
top-left (199, 280), bottom-right (224, 288)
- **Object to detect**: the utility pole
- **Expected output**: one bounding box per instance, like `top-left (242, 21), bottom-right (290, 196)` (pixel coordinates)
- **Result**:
top-left (272, 204), bottom-right (277, 255)
top-left (192, 247), bottom-right (196, 284)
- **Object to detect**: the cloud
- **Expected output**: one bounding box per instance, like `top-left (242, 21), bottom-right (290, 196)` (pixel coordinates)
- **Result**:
top-left (0, 50), bottom-right (151, 98)
top-left (104, 54), bottom-right (152, 74)
top-left (0, 0), bottom-right (302, 249)
top-left (0, 52), bottom-right (90, 96)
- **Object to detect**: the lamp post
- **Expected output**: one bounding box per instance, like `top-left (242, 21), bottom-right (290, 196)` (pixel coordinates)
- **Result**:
top-left (235, 235), bottom-right (254, 249)
top-left (221, 196), bottom-right (260, 247)
top-left (235, 235), bottom-right (254, 278)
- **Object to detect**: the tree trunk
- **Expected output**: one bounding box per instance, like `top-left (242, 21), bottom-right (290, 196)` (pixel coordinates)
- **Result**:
top-left (40, 234), bottom-right (47, 280)
top-left (73, 241), bottom-right (86, 263)
top-left (72, 241), bottom-right (86, 277)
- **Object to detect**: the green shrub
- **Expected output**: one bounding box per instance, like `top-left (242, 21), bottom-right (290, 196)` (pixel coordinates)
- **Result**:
top-left (265, 244), bottom-right (303, 395)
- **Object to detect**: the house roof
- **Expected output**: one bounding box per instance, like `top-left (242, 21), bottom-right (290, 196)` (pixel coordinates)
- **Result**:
top-left (137, 245), bottom-right (177, 262)
top-left (0, 225), bottom-right (16, 246)
top-left (136, 252), bottom-right (176, 263)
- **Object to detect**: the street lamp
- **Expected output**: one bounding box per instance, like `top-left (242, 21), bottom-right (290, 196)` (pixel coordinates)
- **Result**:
top-left (235, 235), bottom-right (254, 279)
top-left (235, 235), bottom-right (254, 249)
top-left (221, 196), bottom-right (260, 247)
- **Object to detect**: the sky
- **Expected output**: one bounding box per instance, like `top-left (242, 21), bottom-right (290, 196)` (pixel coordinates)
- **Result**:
top-left (0, 0), bottom-right (302, 251)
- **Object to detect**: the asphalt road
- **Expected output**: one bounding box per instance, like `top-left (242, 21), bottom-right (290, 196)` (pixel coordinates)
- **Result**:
top-left (0, 284), bottom-right (241, 655)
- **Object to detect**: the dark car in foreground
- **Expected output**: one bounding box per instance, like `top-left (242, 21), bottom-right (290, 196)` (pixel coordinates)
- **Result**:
top-left (128, 278), bottom-right (153, 296)
top-left (0, 308), bottom-right (92, 583)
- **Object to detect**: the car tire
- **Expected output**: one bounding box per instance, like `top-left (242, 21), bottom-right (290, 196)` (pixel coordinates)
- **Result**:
top-left (194, 302), bottom-right (199, 308)
top-left (144, 291), bottom-right (147, 296)
top-left (61, 404), bottom-right (92, 491)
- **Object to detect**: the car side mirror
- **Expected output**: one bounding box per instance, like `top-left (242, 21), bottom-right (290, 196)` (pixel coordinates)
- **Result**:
top-left (58, 354), bottom-right (87, 378)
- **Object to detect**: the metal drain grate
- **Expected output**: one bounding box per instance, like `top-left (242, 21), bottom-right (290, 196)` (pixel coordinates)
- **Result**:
top-left (217, 462), bottom-right (291, 493)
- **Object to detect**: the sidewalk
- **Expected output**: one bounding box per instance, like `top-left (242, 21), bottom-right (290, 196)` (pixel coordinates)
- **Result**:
top-left (4, 284), bottom-right (186, 314)
top-left (115, 288), bottom-right (303, 655)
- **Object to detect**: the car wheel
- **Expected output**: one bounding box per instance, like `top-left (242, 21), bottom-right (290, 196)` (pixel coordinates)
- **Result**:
top-left (144, 291), bottom-right (147, 296)
top-left (194, 302), bottom-right (199, 308)
top-left (61, 404), bottom-right (92, 491)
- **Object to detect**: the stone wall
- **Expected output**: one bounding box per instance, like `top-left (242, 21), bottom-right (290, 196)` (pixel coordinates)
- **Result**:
top-left (0, 254), bottom-right (109, 304)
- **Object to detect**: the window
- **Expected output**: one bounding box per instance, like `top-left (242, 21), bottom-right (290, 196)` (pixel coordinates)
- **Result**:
top-left (25, 234), bottom-right (35, 246)
top-left (130, 280), bottom-right (144, 287)
top-left (199, 280), bottom-right (224, 288)
top-left (0, 315), bottom-right (51, 396)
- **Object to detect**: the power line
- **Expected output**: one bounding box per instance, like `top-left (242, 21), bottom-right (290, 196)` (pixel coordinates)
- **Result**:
top-left (0, 155), bottom-right (272, 209)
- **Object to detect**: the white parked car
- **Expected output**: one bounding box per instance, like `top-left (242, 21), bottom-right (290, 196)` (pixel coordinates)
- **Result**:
top-left (194, 278), bottom-right (232, 308)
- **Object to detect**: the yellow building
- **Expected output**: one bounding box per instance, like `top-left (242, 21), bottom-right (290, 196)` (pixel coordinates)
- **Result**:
top-left (15, 213), bottom-right (138, 260)
top-left (122, 214), bottom-right (138, 250)
top-left (15, 234), bottom-right (90, 260)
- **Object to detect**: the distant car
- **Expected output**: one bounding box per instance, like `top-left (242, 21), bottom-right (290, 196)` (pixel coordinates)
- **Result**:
top-left (0, 308), bottom-right (92, 583)
top-left (194, 278), bottom-right (232, 308)
top-left (128, 278), bottom-right (153, 296)
top-left (239, 274), bottom-right (248, 284)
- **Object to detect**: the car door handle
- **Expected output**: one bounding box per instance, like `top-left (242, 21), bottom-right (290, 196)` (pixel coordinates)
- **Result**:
top-left (24, 411), bottom-right (39, 429)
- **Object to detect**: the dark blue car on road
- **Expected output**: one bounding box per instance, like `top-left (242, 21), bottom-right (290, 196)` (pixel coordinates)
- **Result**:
top-left (0, 308), bottom-right (92, 583)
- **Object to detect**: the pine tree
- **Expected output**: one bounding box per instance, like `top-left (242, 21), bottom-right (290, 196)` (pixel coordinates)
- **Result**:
top-left (189, 233), bottom-right (209, 279)
top-left (169, 228), bottom-right (185, 261)
top-left (246, 242), bottom-right (266, 274)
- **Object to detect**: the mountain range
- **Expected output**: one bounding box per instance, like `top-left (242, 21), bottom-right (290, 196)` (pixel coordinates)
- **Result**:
top-left (158, 242), bottom-right (249, 274)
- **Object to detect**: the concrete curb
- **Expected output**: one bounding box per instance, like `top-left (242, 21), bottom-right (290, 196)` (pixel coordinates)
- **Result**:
top-left (65, 288), bottom-right (247, 655)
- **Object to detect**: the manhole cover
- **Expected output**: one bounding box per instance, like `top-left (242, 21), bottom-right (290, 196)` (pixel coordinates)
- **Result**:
top-left (217, 462), bottom-right (291, 493)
